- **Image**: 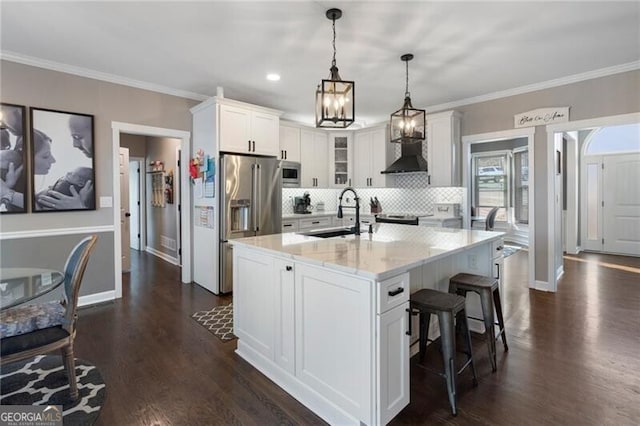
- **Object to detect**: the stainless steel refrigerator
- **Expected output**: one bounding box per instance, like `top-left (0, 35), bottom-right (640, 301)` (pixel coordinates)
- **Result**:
top-left (219, 154), bottom-right (282, 293)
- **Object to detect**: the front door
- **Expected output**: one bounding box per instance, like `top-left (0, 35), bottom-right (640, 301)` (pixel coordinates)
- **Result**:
top-left (119, 147), bottom-right (131, 272)
top-left (603, 153), bottom-right (640, 255)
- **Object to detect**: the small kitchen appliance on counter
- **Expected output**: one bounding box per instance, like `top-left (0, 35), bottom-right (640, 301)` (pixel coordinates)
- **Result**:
top-left (433, 203), bottom-right (461, 218)
top-left (294, 192), bottom-right (312, 214)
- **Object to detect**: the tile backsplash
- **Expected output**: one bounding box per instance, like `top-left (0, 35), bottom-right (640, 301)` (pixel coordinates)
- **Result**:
top-left (283, 186), bottom-right (466, 216)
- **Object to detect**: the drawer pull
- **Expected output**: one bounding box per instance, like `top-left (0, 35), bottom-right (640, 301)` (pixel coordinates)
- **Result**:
top-left (284, 224), bottom-right (292, 227)
top-left (312, 221), bottom-right (320, 224)
top-left (496, 246), bottom-right (503, 251)
top-left (388, 287), bottom-right (404, 297)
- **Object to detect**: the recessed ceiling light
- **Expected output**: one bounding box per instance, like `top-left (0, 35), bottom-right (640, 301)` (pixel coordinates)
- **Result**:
top-left (266, 73), bottom-right (280, 81)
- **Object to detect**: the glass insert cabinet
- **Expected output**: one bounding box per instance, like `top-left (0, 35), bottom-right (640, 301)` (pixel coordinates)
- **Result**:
top-left (329, 133), bottom-right (352, 188)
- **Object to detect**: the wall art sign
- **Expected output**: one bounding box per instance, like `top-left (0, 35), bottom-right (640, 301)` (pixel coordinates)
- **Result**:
top-left (514, 107), bottom-right (569, 128)
top-left (30, 107), bottom-right (96, 212)
top-left (0, 103), bottom-right (28, 213)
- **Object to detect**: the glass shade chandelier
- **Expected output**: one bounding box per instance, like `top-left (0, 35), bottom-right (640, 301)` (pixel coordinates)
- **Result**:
top-left (315, 8), bottom-right (355, 128)
top-left (390, 54), bottom-right (426, 144)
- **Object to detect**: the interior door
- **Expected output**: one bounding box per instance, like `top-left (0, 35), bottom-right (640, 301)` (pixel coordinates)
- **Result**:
top-left (128, 160), bottom-right (140, 250)
top-left (119, 147), bottom-right (131, 272)
top-left (603, 153), bottom-right (640, 255)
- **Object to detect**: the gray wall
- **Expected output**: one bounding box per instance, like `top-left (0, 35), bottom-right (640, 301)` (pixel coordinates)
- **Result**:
top-left (145, 136), bottom-right (180, 258)
top-left (0, 60), bottom-right (196, 298)
top-left (440, 70), bottom-right (640, 282)
top-left (0, 232), bottom-right (114, 299)
top-left (120, 133), bottom-right (147, 158)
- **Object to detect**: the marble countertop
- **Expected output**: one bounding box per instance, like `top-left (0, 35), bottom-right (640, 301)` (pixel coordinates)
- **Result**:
top-left (230, 223), bottom-right (503, 280)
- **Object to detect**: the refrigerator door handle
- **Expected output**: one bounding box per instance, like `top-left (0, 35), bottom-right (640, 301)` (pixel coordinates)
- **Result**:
top-left (253, 164), bottom-right (262, 232)
top-left (251, 163), bottom-right (258, 232)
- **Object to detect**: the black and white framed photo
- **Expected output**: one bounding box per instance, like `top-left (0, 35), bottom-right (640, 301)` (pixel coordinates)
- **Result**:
top-left (0, 103), bottom-right (28, 214)
top-left (30, 107), bottom-right (96, 212)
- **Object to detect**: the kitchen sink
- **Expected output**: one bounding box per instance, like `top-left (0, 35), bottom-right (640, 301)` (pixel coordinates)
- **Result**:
top-left (298, 227), bottom-right (356, 239)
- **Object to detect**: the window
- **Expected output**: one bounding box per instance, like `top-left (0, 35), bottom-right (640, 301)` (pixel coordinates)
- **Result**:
top-left (472, 154), bottom-right (508, 221)
top-left (513, 149), bottom-right (528, 224)
top-left (585, 123), bottom-right (640, 155)
top-left (471, 148), bottom-right (529, 225)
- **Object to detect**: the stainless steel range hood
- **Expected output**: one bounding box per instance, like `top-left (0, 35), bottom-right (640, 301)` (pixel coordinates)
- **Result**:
top-left (381, 141), bottom-right (428, 174)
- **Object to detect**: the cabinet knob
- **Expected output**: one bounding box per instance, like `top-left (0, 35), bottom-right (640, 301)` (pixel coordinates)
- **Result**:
top-left (286, 265), bottom-right (292, 271)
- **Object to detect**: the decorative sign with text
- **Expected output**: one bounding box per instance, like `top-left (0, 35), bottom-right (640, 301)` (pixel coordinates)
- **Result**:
top-left (514, 107), bottom-right (569, 128)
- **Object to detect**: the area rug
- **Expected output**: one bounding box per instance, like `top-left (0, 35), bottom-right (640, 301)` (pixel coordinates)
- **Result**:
top-left (503, 244), bottom-right (523, 258)
top-left (192, 303), bottom-right (236, 341)
top-left (0, 355), bottom-right (106, 425)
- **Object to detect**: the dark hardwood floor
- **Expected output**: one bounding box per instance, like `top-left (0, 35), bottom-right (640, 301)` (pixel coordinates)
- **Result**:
top-left (74, 248), bottom-right (640, 425)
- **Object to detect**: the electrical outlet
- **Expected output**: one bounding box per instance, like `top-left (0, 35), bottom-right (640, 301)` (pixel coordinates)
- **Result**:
top-left (468, 254), bottom-right (478, 270)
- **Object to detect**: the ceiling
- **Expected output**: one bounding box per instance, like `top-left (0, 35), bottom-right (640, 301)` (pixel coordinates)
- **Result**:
top-left (1, 1), bottom-right (639, 126)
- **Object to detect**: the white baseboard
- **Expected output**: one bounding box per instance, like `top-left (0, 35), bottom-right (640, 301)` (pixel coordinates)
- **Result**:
top-left (532, 280), bottom-right (554, 292)
top-left (78, 290), bottom-right (116, 307)
top-left (145, 246), bottom-right (179, 265)
top-left (235, 341), bottom-right (359, 425)
top-left (556, 266), bottom-right (565, 281)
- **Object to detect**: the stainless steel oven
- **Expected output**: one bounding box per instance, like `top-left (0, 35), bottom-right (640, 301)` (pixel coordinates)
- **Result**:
top-left (281, 161), bottom-right (301, 188)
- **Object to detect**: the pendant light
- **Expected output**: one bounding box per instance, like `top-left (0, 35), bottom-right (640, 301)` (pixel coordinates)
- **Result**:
top-left (390, 54), bottom-right (426, 144)
top-left (315, 8), bottom-right (355, 128)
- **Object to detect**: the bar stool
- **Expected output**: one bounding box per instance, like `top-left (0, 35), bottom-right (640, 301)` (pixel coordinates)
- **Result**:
top-left (449, 273), bottom-right (508, 372)
top-left (410, 288), bottom-right (478, 416)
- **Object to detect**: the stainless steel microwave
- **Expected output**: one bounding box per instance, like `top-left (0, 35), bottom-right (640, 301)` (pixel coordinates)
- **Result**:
top-left (281, 161), bottom-right (301, 187)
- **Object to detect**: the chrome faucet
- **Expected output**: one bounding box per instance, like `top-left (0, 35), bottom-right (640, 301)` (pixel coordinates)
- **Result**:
top-left (337, 187), bottom-right (360, 235)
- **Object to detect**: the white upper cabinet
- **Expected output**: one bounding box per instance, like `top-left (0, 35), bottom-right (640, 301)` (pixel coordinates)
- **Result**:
top-left (353, 125), bottom-right (393, 188)
top-left (300, 130), bottom-right (329, 187)
top-left (279, 124), bottom-right (301, 162)
top-left (426, 110), bottom-right (461, 186)
top-left (328, 132), bottom-right (352, 187)
top-left (219, 102), bottom-right (280, 156)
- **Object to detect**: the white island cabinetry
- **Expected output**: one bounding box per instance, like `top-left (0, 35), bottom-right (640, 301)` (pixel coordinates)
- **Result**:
top-left (232, 225), bottom-right (502, 425)
top-left (233, 246), bottom-right (411, 425)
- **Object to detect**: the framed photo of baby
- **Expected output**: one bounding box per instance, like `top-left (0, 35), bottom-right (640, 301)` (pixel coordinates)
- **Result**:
top-left (0, 103), bottom-right (28, 214)
top-left (30, 107), bottom-right (96, 212)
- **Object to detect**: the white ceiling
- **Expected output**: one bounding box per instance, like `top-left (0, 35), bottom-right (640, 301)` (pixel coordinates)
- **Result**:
top-left (1, 1), bottom-right (639, 126)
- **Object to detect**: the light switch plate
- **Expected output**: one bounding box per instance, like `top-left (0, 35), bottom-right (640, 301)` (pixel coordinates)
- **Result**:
top-left (99, 196), bottom-right (113, 208)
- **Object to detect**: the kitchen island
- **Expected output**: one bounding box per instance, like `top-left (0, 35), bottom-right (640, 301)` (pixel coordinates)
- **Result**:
top-left (230, 224), bottom-right (504, 425)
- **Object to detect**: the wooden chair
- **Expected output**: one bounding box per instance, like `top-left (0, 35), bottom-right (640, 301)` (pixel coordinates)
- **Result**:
top-left (0, 235), bottom-right (98, 400)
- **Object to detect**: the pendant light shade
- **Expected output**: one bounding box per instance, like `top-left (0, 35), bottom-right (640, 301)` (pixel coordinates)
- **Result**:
top-left (315, 8), bottom-right (354, 128)
top-left (390, 54), bottom-right (425, 144)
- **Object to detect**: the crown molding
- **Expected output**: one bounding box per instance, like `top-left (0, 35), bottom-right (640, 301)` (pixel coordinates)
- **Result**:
top-left (426, 60), bottom-right (640, 113)
top-left (0, 50), bottom-right (209, 102)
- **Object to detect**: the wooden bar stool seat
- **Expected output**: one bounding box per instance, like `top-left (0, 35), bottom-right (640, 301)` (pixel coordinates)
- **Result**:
top-left (449, 273), bottom-right (508, 372)
top-left (410, 288), bottom-right (478, 416)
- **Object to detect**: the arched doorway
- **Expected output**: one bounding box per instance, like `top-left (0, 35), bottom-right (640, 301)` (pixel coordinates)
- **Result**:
top-left (581, 123), bottom-right (640, 255)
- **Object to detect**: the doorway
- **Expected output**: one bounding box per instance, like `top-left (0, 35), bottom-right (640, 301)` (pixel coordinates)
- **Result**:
top-left (129, 157), bottom-right (144, 251)
top-left (580, 124), bottom-right (640, 256)
top-left (462, 127), bottom-right (536, 289)
top-left (111, 122), bottom-right (191, 300)
top-left (546, 112), bottom-right (640, 292)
